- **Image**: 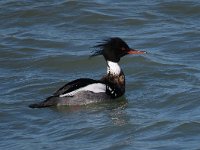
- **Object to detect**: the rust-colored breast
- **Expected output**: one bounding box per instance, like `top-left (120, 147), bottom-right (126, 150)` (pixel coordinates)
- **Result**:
top-left (101, 71), bottom-right (125, 98)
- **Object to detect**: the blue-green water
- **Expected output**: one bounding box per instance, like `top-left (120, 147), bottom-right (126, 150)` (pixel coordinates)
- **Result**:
top-left (0, 0), bottom-right (200, 149)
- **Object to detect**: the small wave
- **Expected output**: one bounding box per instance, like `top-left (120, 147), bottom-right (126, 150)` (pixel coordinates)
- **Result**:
top-left (158, 1), bottom-right (200, 15)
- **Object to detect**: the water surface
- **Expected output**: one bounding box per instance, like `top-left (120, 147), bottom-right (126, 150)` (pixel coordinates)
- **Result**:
top-left (0, 0), bottom-right (200, 150)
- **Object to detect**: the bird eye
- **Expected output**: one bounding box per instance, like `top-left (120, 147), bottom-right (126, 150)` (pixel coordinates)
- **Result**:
top-left (121, 47), bottom-right (126, 51)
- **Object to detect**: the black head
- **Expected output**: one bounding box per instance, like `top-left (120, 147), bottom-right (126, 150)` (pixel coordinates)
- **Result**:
top-left (91, 37), bottom-right (146, 62)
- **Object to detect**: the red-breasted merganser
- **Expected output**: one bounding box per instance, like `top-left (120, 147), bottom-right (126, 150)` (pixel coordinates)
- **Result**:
top-left (29, 37), bottom-right (146, 108)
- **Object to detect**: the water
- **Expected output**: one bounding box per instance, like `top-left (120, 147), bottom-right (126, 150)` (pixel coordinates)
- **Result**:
top-left (0, 0), bottom-right (200, 149)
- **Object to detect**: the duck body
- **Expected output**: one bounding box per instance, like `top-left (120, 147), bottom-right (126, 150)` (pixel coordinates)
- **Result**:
top-left (29, 69), bottom-right (125, 108)
top-left (29, 37), bottom-right (146, 108)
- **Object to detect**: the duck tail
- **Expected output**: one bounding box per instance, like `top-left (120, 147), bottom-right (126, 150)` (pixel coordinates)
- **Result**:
top-left (29, 96), bottom-right (59, 108)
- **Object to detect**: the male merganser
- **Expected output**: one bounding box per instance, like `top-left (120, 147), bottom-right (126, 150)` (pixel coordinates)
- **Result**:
top-left (29, 37), bottom-right (146, 108)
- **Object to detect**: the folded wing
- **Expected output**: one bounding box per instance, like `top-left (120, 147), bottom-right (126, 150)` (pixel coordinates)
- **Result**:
top-left (53, 78), bottom-right (106, 97)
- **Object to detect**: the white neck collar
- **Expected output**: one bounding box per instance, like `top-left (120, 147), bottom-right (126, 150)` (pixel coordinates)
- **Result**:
top-left (107, 61), bottom-right (121, 75)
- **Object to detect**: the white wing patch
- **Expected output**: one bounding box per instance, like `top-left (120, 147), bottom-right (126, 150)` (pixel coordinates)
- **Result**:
top-left (59, 83), bottom-right (106, 97)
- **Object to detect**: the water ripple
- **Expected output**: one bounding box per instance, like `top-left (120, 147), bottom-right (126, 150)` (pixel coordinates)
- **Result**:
top-left (1, 0), bottom-right (200, 150)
